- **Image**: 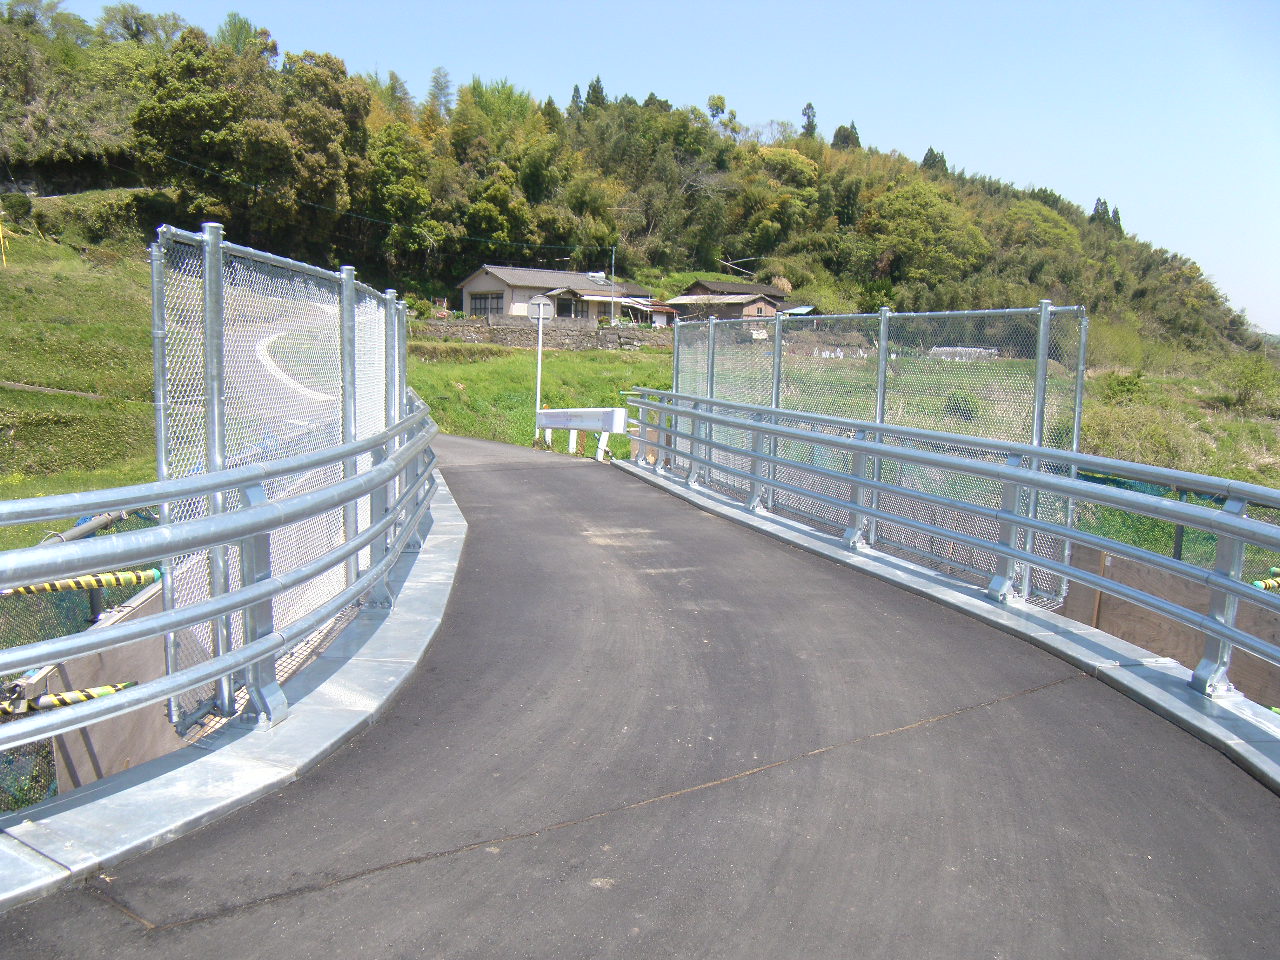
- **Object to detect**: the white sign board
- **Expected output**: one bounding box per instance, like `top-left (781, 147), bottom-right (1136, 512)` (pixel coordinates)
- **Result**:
top-left (528, 295), bottom-right (553, 322)
top-left (536, 407), bottom-right (627, 433)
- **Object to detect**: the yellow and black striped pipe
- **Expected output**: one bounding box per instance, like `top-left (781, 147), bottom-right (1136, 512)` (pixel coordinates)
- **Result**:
top-left (1252, 577), bottom-right (1280, 591)
top-left (0, 567), bottom-right (160, 597)
top-left (0, 681), bottom-right (137, 715)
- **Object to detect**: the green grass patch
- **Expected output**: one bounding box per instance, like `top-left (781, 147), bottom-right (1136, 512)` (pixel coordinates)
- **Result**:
top-left (408, 344), bottom-right (672, 456)
top-left (0, 229), bottom-right (153, 398)
top-left (409, 341), bottom-right (519, 364)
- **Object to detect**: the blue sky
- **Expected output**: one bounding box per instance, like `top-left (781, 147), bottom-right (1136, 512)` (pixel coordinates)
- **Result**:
top-left (60, 0), bottom-right (1280, 333)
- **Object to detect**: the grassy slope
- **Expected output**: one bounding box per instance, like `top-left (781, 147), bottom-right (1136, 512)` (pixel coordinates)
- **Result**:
top-left (408, 342), bottom-right (672, 457)
top-left (0, 221), bottom-right (158, 549)
top-left (2, 191), bottom-right (1277, 546)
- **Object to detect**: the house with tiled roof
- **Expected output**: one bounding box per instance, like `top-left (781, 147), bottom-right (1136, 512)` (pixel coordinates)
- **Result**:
top-left (667, 278), bottom-right (793, 321)
top-left (457, 265), bottom-right (674, 328)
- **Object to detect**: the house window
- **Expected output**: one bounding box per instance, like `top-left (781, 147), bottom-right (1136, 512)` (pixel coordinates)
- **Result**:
top-left (756, 306), bottom-right (764, 315)
top-left (556, 297), bottom-right (588, 319)
top-left (470, 292), bottom-right (503, 318)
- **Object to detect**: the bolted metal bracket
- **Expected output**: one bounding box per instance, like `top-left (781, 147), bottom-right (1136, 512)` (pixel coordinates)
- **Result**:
top-left (1190, 496), bottom-right (1248, 699)
top-left (364, 579), bottom-right (394, 610)
top-left (235, 482), bottom-right (289, 729)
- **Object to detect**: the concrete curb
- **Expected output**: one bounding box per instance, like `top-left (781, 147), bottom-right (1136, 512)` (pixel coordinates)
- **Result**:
top-left (614, 460), bottom-right (1280, 793)
top-left (0, 471), bottom-right (467, 915)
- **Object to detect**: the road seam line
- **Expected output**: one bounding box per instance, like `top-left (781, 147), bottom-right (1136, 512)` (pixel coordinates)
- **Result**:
top-left (101, 673), bottom-right (1081, 933)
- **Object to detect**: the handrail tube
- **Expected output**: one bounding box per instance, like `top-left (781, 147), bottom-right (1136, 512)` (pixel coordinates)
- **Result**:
top-left (0, 452), bottom-right (437, 676)
top-left (627, 399), bottom-right (1280, 549)
top-left (642, 411), bottom-right (1280, 620)
top-left (0, 405), bottom-right (433, 527)
top-left (643, 423), bottom-right (1280, 668)
top-left (633, 389), bottom-right (1280, 509)
top-left (0, 478), bottom-right (437, 753)
top-left (0, 423), bottom-right (436, 591)
top-left (162, 226), bottom-right (346, 287)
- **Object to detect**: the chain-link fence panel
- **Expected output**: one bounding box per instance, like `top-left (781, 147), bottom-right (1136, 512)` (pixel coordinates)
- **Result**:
top-left (159, 233), bottom-right (217, 722)
top-left (157, 227), bottom-right (403, 731)
top-left (778, 316), bottom-right (880, 422)
top-left (671, 323), bottom-right (708, 480)
top-left (353, 285), bottom-right (388, 573)
top-left (671, 306), bottom-right (1088, 607)
top-left (705, 319), bottom-right (776, 497)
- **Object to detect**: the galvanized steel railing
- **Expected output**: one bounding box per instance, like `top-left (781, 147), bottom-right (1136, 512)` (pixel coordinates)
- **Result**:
top-left (0, 399), bottom-right (438, 753)
top-left (628, 389), bottom-right (1280, 701)
top-left (0, 223), bottom-right (438, 759)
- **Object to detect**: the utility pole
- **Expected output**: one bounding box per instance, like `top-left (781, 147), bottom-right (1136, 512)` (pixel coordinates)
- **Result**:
top-left (610, 245), bottom-right (616, 326)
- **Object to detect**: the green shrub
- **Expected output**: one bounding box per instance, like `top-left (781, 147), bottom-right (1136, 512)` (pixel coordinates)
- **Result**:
top-left (1095, 370), bottom-right (1145, 405)
top-left (943, 390), bottom-right (980, 421)
top-left (1, 192), bottom-right (32, 222)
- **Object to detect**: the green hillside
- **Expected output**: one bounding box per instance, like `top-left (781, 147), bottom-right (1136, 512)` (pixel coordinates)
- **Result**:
top-left (0, 3), bottom-right (1277, 547)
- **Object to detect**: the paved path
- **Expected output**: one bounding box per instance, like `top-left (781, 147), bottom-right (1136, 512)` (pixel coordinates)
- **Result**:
top-left (3, 436), bottom-right (1278, 959)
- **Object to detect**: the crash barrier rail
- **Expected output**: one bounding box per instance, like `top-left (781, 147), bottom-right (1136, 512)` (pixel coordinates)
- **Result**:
top-left (0, 397), bottom-right (439, 753)
top-left (0, 222), bottom-right (436, 763)
top-left (628, 389), bottom-right (1280, 701)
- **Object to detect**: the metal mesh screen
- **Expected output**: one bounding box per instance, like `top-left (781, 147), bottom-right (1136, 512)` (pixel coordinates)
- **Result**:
top-left (706, 320), bottom-right (776, 496)
top-left (353, 286), bottom-right (388, 572)
top-left (160, 235), bottom-right (217, 721)
top-left (157, 228), bottom-right (399, 729)
top-left (672, 306), bottom-right (1088, 605)
top-left (779, 316), bottom-right (880, 422)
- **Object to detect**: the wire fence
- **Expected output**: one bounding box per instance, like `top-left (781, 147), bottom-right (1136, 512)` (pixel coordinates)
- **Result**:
top-left (0, 511), bottom-right (158, 811)
top-left (156, 224), bottom-right (407, 731)
top-left (672, 305), bottom-right (1087, 604)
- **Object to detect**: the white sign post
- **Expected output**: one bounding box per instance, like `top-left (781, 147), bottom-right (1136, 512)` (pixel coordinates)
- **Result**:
top-left (528, 295), bottom-right (553, 443)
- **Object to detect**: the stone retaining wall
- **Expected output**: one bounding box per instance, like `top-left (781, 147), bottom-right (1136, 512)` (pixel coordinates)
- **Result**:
top-left (410, 320), bottom-right (672, 352)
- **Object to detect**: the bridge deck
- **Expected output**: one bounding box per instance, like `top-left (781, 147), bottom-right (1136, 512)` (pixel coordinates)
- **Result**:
top-left (3, 436), bottom-right (1277, 958)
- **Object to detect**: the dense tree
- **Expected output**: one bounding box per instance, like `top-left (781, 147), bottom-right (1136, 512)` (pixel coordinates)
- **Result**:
top-left (0, 12), bottom-right (1256, 351)
top-left (921, 146), bottom-right (947, 173)
top-left (831, 122), bottom-right (860, 150)
top-left (422, 66), bottom-right (451, 129)
top-left (212, 11), bottom-right (258, 55)
top-left (800, 101), bottom-right (817, 139)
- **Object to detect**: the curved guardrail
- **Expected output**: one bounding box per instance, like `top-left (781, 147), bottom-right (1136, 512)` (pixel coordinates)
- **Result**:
top-left (628, 388), bottom-right (1280, 703)
top-left (0, 396), bottom-right (439, 754)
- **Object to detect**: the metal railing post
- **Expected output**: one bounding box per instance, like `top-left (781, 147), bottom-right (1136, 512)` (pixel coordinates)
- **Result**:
top-left (986, 453), bottom-right (1025, 602)
top-left (869, 306), bottom-right (890, 545)
top-left (747, 412), bottom-right (766, 510)
top-left (768, 316), bottom-right (783, 510)
top-left (363, 289), bottom-right (399, 608)
top-left (236, 482), bottom-right (287, 726)
top-left (151, 239), bottom-right (182, 725)
top-left (340, 267), bottom-right (359, 587)
top-left (201, 223), bottom-right (234, 716)
top-left (672, 318), bottom-right (681, 394)
top-left (1190, 496), bottom-right (1249, 697)
top-left (843, 429), bottom-right (869, 549)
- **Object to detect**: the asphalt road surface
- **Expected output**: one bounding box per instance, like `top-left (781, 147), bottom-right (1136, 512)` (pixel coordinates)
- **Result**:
top-left (3, 435), bottom-right (1278, 959)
